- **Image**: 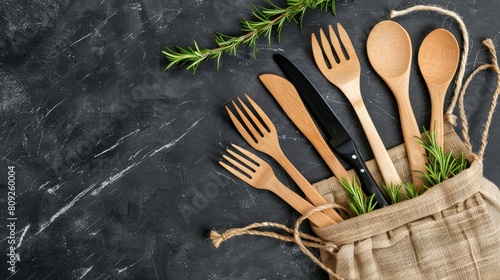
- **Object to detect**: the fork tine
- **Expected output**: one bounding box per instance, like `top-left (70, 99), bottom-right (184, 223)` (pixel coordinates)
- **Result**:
top-left (231, 143), bottom-right (263, 164)
top-left (318, 28), bottom-right (336, 66)
top-left (223, 153), bottom-right (254, 176)
top-left (233, 99), bottom-right (264, 139)
top-left (226, 105), bottom-right (258, 146)
top-left (244, 94), bottom-right (276, 134)
top-left (311, 34), bottom-right (330, 72)
top-left (225, 148), bottom-right (257, 173)
top-left (336, 23), bottom-right (357, 60)
top-left (328, 25), bottom-right (346, 61)
top-left (219, 160), bottom-right (252, 185)
top-left (237, 96), bottom-right (270, 136)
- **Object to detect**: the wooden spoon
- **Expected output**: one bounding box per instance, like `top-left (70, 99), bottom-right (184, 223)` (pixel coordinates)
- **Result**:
top-left (366, 20), bottom-right (427, 187)
top-left (418, 28), bottom-right (460, 148)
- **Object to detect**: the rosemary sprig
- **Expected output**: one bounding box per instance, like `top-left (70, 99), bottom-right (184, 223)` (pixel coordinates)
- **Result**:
top-left (402, 182), bottom-right (426, 199)
top-left (339, 177), bottom-right (377, 216)
top-left (340, 130), bottom-right (468, 214)
top-left (416, 129), bottom-right (468, 187)
top-left (382, 182), bottom-right (426, 204)
top-left (383, 183), bottom-right (402, 204)
top-left (163, 0), bottom-right (336, 72)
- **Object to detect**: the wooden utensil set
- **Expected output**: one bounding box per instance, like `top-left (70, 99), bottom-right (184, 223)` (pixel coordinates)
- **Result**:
top-left (219, 20), bottom-right (459, 227)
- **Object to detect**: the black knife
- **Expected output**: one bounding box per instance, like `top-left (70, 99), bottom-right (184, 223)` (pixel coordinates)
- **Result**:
top-left (274, 54), bottom-right (390, 207)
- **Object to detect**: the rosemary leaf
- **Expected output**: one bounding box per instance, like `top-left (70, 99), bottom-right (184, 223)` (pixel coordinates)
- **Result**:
top-left (383, 183), bottom-right (402, 204)
top-left (403, 182), bottom-right (426, 199)
top-left (339, 177), bottom-right (377, 216)
top-left (416, 129), bottom-right (468, 188)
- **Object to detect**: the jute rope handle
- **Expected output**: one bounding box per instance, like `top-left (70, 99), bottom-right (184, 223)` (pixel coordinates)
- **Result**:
top-left (210, 5), bottom-right (500, 279)
top-left (293, 204), bottom-right (344, 279)
top-left (210, 204), bottom-right (345, 279)
top-left (457, 39), bottom-right (500, 161)
top-left (209, 203), bottom-right (347, 250)
top-left (391, 5), bottom-right (500, 162)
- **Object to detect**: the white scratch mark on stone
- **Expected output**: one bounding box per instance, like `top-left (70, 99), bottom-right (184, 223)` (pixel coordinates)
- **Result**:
top-left (114, 257), bottom-right (126, 266)
top-left (128, 146), bottom-right (148, 160)
top-left (149, 117), bottom-right (202, 157)
top-left (94, 129), bottom-right (140, 157)
top-left (16, 225), bottom-right (30, 250)
top-left (47, 183), bottom-right (63, 194)
top-left (159, 118), bottom-right (176, 128)
top-left (38, 181), bottom-right (52, 190)
top-left (95, 12), bottom-right (117, 32)
top-left (69, 33), bottom-right (92, 47)
top-left (78, 266), bottom-right (93, 279)
top-left (36, 183), bottom-right (97, 235)
top-left (91, 161), bottom-right (142, 195)
top-left (367, 100), bottom-right (396, 120)
top-left (70, 12), bottom-right (117, 46)
top-left (77, 73), bottom-right (92, 84)
top-left (116, 254), bottom-right (147, 274)
top-left (45, 97), bottom-right (68, 118)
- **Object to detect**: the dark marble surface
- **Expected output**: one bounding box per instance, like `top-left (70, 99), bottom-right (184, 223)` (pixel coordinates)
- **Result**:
top-left (1, 0), bottom-right (499, 279)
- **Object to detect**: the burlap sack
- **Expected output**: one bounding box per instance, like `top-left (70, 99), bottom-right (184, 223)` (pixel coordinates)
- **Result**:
top-left (311, 122), bottom-right (500, 280)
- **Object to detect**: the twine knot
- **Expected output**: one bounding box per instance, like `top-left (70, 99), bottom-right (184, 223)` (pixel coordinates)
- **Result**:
top-left (444, 113), bottom-right (458, 126)
top-left (324, 242), bottom-right (339, 253)
top-left (210, 230), bottom-right (225, 248)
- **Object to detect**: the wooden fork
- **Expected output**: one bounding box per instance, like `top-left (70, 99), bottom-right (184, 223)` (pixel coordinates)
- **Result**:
top-left (226, 95), bottom-right (343, 223)
top-left (311, 23), bottom-right (402, 186)
top-left (219, 144), bottom-right (337, 227)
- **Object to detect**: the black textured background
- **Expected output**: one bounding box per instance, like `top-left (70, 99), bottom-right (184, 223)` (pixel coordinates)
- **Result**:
top-left (1, 0), bottom-right (499, 279)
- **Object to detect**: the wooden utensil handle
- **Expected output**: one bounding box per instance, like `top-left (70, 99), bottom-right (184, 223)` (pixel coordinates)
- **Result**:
top-left (396, 96), bottom-right (427, 187)
top-left (272, 149), bottom-right (343, 223)
top-left (430, 95), bottom-right (445, 148)
top-left (353, 101), bottom-right (403, 185)
top-left (269, 177), bottom-right (336, 227)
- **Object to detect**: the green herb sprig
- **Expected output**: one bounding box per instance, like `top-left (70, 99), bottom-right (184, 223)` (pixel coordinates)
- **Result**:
top-left (340, 130), bottom-right (468, 214)
top-left (163, 0), bottom-right (336, 72)
top-left (403, 182), bottom-right (426, 199)
top-left (382, 183), bottom-right (402, 204)
top-left (382, 129), bottom-right (467, 204)
top-left (339, 177), bottom-right (377, 216)
top-left (382, 182), bottom-right (425, 204)
top-left (416, 129), bottom-right (468, 187)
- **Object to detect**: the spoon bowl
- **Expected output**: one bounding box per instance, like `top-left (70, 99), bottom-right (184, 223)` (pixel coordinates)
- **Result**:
top-left (367, 20), bottom-right (412, 79)
top-left (367, 20), bottom-right (426, 188)
top-left (418, 28), bottom-right (460, 148)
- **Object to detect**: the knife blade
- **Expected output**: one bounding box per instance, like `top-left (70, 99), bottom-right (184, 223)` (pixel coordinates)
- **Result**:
top-left (274, 54), bottom-right (390, 207)
top-left (259, 73), bottom-right (350, 182)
